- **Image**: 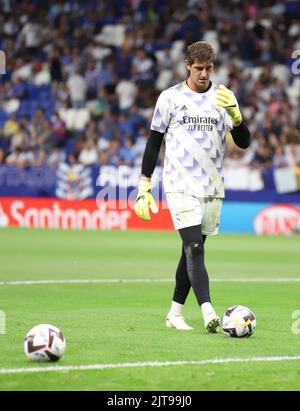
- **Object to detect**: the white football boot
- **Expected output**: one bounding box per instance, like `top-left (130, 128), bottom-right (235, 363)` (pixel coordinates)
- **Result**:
top-left (166, 313), bottom-right (193, 330)
top-left (201, 302), bottom-right (220, 333)
top-left (166, 301), bottom-right (193, 330)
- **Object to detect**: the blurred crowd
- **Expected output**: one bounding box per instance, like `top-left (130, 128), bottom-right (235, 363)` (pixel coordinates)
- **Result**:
top-left (0, 0), bottom-right (300, 175)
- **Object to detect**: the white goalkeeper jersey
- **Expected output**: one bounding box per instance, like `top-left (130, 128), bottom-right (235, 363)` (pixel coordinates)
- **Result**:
top-left (150, 81), bottom-right (233, 198)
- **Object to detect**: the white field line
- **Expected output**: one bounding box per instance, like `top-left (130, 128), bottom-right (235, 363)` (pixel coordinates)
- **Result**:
top-left (1, 356), bottom-right (300, 375)
top-left (0, 278), bottom-right (300, 286)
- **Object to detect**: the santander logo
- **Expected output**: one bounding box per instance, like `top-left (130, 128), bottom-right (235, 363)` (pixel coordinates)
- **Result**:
top-left (254, 204), bottom-right (300, 235)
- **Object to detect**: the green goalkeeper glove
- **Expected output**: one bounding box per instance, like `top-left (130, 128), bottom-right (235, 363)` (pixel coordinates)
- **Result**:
top-left (215, 84), bottom-right (242, 126)
top-left (134, 178), bottom-right (158, 221)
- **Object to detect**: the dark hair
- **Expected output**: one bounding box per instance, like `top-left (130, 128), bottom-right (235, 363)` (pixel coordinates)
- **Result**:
top-left (185, 41), bottom-right (216, 65)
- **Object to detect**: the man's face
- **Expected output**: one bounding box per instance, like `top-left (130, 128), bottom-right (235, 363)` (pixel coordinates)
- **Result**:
top-left (185, 59), bottom-right (214, 92)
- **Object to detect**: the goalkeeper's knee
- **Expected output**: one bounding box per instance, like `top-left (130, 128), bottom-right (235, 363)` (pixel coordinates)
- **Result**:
top-left (184, 240), bottom-right (204, 258)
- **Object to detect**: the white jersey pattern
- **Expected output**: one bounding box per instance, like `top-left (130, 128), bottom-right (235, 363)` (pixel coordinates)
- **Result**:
top-left (150, 81), bottom-right (233, 198)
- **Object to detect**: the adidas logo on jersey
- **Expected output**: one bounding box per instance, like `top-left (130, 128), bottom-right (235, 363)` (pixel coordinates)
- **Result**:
top-left (180, 105), bottom-right (188, 111)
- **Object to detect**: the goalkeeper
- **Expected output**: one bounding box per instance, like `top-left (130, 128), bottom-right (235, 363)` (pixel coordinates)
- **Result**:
top-left (134, 41), bottom-right (251, 332)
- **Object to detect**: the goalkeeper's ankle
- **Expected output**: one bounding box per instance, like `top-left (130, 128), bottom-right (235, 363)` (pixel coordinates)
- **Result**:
top-left (169, 301), bottom-right (184, 316)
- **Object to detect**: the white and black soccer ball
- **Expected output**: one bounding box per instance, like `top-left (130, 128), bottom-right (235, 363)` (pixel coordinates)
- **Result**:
top-left (24, 324), bottom-right (66, 362)
top-left (222, 305), bottom-right (256, 338)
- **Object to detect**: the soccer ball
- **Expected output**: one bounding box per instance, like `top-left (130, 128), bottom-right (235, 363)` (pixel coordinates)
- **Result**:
top-left (24, 324), bottom-right (66, 362)
top-left (222, 305), bottom-right (256, 338)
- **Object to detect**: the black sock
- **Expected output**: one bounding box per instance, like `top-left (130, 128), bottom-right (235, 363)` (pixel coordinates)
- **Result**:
top-left (172, 244), bottom-right (191, 304)
top-left (178, 225), bottom-right (211, 306)
top-left (172, 233), bottom-right (208, 305)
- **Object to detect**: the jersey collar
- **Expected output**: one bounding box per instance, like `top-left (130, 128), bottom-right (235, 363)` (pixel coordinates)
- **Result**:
top-left (184, 80), bottom-right (214, 96)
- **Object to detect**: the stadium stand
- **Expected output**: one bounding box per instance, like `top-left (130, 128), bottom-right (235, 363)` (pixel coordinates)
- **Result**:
top-left (0, 0), bottom-right (300, 192)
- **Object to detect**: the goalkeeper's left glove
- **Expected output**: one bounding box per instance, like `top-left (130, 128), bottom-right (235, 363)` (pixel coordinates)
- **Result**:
top-left (134, 177), bottom-right (158, 221)
top-left (215, 84), bottom-right (242, 127)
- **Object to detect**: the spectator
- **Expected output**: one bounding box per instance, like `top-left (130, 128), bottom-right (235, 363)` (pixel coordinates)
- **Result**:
top-left (47, 147), bottom-right (65, 167)
top-left (132, 126), bottom-right (148, 164)
top-left (0, 148), bottom-right (6, 164)
top-left (3, 114), bottom-right (19, 139)
top-left (6, 147), bottom-right (24, 167)
top-left (85, 60), bottom-right (101, 100)
top-left (115, 76), bottom-right (138, 112)
top-left (67, 70), bottom-right (87, 108)
top-left (273, 146), bottom-right (290, 168)
top-left (78, 139), bottom-right (98, 165)
top-left (119, 139), bottom-right (137, 166)
top-left (51, 112), bottom-right (67, 147)
top-left (252, 143), bottom-right (273, 169)
top-left (20, 18), bottom-right (41, 56)
top-left (34, 148), bottom-right (48, 166)
top-left (132, 48), bottom-right (156, 85)
top-left (50, 51), bottom-right (63, 83)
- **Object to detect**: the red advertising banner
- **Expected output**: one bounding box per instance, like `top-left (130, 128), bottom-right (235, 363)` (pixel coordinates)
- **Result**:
top-left (0, 198), bottom-right (174, 231)
top-left (253, 204), bottom-right (300, 235)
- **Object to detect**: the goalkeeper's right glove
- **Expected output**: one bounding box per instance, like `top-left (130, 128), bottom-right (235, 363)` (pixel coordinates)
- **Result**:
top-left (134, 178), bottom-right (158, 221)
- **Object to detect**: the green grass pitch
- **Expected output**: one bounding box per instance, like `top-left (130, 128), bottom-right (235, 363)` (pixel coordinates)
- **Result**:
top-left (0, 228), bottom-right (300, 391)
